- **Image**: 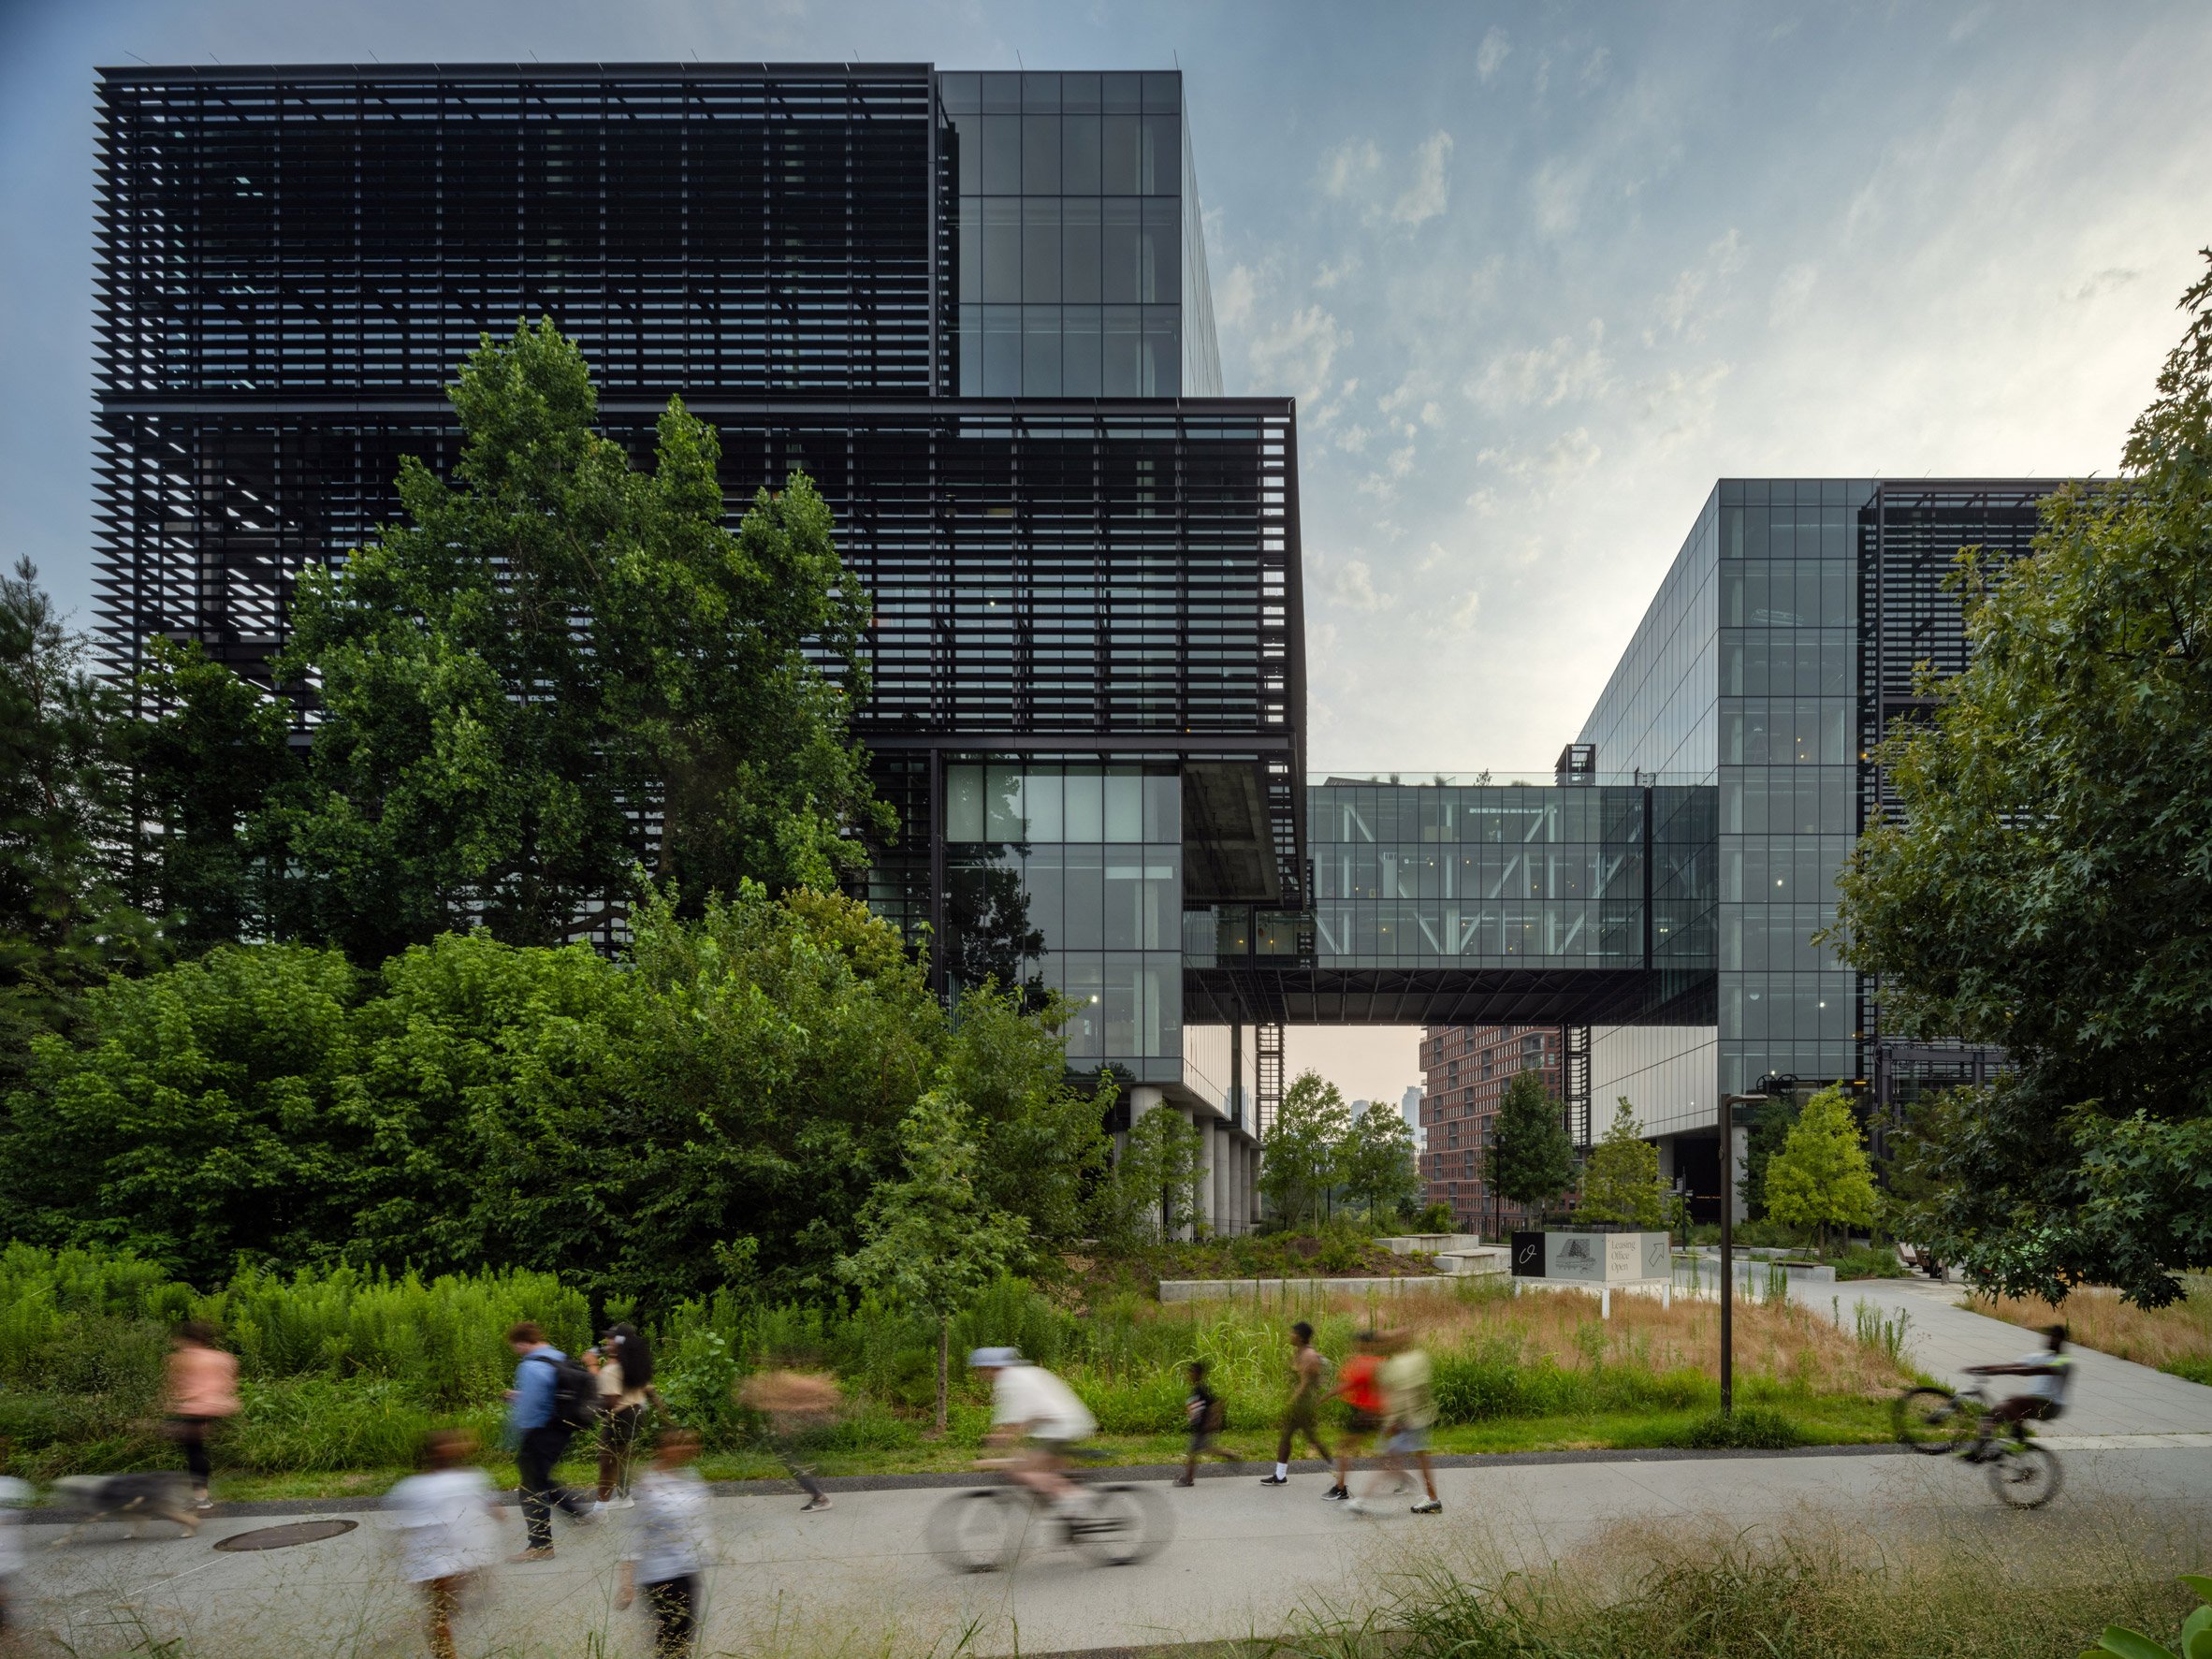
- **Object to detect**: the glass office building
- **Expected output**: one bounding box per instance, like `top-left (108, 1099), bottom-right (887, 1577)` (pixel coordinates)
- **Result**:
top-left (1573, 479), bottom-right (2049, 1197)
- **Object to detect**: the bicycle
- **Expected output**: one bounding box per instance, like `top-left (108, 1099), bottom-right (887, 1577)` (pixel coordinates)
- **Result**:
top-left (924, 1453), bottom-right (1172, 1572)
top-left (1893, 1377), bottom-right (2063, 1508)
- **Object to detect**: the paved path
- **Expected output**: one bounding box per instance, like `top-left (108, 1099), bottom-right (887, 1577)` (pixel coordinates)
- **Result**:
top-left (19, 1441), bottom-right (2212, 1657)
top-left (1786, 1274), bottom-right (2212, 1436)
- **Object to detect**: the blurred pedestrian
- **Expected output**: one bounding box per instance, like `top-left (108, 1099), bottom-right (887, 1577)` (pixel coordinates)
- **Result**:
top-left (736, 1369), bottom-right (841, 1512)
top-left (618, 1427), bottom-right (711, 1656)
top-left (165, 1321), bottom-right (240, 1511)
top-left (1348, 1331), bottom-right (1440, 1515)
top-left (386, 1430), bottom-right (501, 1659)
top-left (1260, 1319), bottom-right (1332, 1487)
top-left (592, 1323), bottom-right (658, 1511)
top-left (1175, 1360), bottom-right (1235, 1486)
top-left (1323, 1330), bottom-right (1385, 1503)
top-left (502, 1321), bottom-right (598, 1561)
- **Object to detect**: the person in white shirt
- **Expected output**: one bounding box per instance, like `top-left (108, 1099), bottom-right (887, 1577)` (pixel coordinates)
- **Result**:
top-left (968, 1346), bottom-right (1096, 1507)
top-left (0, 1462), bottom-right (34, 1640)
top-left (1962, 1323), bottom-right (2074, 1460)
top-left (618, 1427), bottom-right (712, 1655)
top-left (386, 1431), bottom-right (502, 1659)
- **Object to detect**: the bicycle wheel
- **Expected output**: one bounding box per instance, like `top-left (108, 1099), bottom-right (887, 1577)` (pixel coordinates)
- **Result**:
top-left (1071, 1483), bottom-right (1172, 1567)
top-left (1987, 1443), bottom-right (2061, 1508)
top-left (925, 1489), bottom-right (1027, 1573)
top-left (1894, 1387), bottom-right (1970, 1454)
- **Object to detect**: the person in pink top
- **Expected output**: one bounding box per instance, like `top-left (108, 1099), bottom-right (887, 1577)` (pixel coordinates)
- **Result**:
top-left (166, 1322), bottom-right (240, 1510)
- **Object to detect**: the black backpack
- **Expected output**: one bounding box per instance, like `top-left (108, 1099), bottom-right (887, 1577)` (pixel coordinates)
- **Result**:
top-left (528, 1351), bottom-right (603, 1432)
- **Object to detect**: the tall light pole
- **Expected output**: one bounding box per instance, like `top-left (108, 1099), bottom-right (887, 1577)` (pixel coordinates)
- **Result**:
top-left (1718, 1075), bottom-right (1795, 1416)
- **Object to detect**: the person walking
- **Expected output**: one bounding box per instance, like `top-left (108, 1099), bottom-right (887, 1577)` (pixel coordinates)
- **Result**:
top-left (1323, 1331), bottom-right (1386, 1503)
top-left (502, 1321), bottom-right (596, 1561)
top-left (735, 1369), bottom-right (841, 1512)
top-left (618, 1428), bottom-right (712, 1656)
top-left (1175, 1360), bottom-right (1236, 1486)
top-left (1260, 1320), bottom-right (1332, 1487)
top-left (1348, 1331), bottom-right (1441, 1515)
top-left (386, 1430), bottom-right (502, 1659)
top-left (592, 1323), bottom-right (657, 1511)
top-left (165, 1321), bottom-right (240, 1512)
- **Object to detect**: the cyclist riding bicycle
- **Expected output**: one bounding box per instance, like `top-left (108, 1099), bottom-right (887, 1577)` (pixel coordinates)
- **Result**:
top-left (968, 1347), bottom-right (1097, 1513)
top-left (1960, 1323), bottom-right (2072, 1459)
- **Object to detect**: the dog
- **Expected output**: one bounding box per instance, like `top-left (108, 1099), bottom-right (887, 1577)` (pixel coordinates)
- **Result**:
top-left (47, 1474), bottom-right (200, 1544)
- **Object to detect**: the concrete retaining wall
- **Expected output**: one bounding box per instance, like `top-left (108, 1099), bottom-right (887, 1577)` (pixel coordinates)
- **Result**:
top-left (1157, 1273), bottom-right (1487, 1303)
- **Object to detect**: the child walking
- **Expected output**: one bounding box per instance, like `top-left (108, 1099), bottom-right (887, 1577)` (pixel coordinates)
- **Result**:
top-left (386, 1431), bottom-right (501, 1659)
top-left (618, 1428), bottom-right (712, 1655)
top-left (1174, 1360), bottom-right (1236, 1486)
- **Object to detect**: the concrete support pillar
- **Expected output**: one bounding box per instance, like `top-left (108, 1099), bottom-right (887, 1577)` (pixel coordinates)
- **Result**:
top-left (1211, 1121), bottom-right (1230, 1234)
top-left (1243, 1139), bottom-right (1256, 1231)
top-left (1192, 1109), bottom-right (1215, 1239)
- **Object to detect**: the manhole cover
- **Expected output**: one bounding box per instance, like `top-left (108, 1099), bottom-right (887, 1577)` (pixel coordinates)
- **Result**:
top-left (212, 1519), bottom-right (359, 1551)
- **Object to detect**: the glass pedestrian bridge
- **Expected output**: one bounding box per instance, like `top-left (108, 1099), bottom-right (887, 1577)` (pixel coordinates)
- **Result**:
top-left (1184, 773), bottom-right (1718, 1026)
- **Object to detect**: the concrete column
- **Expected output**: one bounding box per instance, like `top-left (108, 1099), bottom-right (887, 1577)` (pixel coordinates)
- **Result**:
top-left (1242, 1139), bottom-right (1255, 1231)
top-left (1193, 1109), bottom-right (1215, 1239)
top-left (1211, 1121), bottom-right (1230, 1234)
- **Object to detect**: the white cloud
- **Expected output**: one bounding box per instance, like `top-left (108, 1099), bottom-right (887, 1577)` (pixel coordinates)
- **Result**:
top-left (1439, 590), bottom-right (1481, 631)
top-left (1247, 304), bottom-right (1348, 405)
top-left (1475, 427), bottom-right (1603, 490)
top-left (1530, 156), bottom-right (1589, 238)
top-left (1330, 558), bottom-right (1392, 611)
top-left (1215, 263), bottom-right (1260, 329)
top-left (1467, 255), bottom-right (1505, 308)
top-left (1477, 27), bottom-right (1510, 83)
top-left (1357, 444), bottom-right (1419, 500)
top-left (1470, 320), bottom-right (1613, 411)
top-left (1764, 262), bottom-right (1815, 329)
top-left (1579, 47), bottom-right (1610, 90)
top-left (1377, 373), bottom-right (1423, 415)
top-left (1319, 138), bottom-right (1382, 198)
top-left (2069, 267), bottom-right (2141, 302)
top-left (1419, 401), bottom-right (1444, 427)
top-left (1649, 228), bottom-right (1747, 342)
top-left (1636, 362), bottom-right (1734, 449)
top-left (1315, 253), bottom-right (1361, 290)
top-left (1464, 487), bottom-right (1501, 518)
top-left (1390, 131), bottom-right (1454, 226)
top-left (1335, 422), bottom-right (1372, 453)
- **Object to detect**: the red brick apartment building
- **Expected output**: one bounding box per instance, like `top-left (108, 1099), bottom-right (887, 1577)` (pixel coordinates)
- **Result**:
top-left (1418, 1025), bottom-right (1564, 1237)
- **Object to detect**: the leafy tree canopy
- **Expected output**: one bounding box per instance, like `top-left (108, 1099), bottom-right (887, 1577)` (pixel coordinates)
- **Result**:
top-left (0, 560), bottom-right (163, 1084)
top-left (273, 320), bottom-right (891, 959)
top-left (1259, 1070), bottom-right (1351, 1230)
top-left (1486, 1066), bottom-right (1576, 1208)
top-left (1, 888), bottom-right (1102, 1307)
top-left (1762, 1084), bottom-right (1877, 1248)
top-left (1832, 255), bottom-right (2212, 1305)
top-left (1578, 1097), bottom-right (1666, 1229)
top-left (1341, 1100), bottom-right (1421, 1222)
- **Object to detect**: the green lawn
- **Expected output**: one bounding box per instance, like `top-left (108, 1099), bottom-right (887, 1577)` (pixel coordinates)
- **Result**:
top-left (182, 1396), bottom-right (1898, 1506)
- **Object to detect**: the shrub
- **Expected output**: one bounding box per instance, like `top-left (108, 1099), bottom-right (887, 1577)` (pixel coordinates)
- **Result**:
top-left (1675, 1404), bottom-right (1801, 1449)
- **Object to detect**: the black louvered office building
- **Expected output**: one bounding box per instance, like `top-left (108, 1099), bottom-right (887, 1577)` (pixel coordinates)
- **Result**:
top-left (92, 64), bottom-right (1293, 1211)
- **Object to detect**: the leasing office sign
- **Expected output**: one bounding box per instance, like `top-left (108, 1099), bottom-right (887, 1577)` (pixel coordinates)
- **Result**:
top-left (1511, 1230), bottom-right (1670, 1283)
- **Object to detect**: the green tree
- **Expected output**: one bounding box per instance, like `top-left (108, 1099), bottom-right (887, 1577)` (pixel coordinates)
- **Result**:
top-left (1258, 1070), bottom-right (1351, 1230)
top-left (126, 637), bottom-right (307, 951)
top-left (0, 560), bottom-right (162, 1084)
top-left (1341, 1101), bottom-right (1420, 1222)
top-left (1762, 1084), bottom-right (1877, 1252)
top-left (0, 943), bottom-right (369, 1283)
top-left (1577, 1097), bottom-right (1666, 1228)
top-left (273, 320), bottom-right (889, 960)
top-left (836, 1089), bottom-right (1027, 1431)
top-left (1831, 255), bottom-right (2212, 1305)
top-left (1105, 1103), bottom-right (1209, 1243)
top-left (1486, 1066), bottom-right (1576, 1213)
top-left (1738, 1094), bottom-right (1802, 1221)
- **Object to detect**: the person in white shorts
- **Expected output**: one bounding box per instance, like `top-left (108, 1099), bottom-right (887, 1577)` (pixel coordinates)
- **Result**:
top-left (969, 1347), bottom-right (1096, 1508)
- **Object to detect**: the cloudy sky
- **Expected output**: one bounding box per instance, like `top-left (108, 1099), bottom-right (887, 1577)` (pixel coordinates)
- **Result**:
top-left (4, 0), bottom-right (2205, 1098)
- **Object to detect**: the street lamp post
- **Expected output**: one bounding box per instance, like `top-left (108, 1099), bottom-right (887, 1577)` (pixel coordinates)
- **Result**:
top-left (1718, 1075), bottom-right (1796, 1417)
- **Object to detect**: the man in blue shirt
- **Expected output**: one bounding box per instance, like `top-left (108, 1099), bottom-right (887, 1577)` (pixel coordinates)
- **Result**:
top-left (503, 1322), bottom-right (594, 1560)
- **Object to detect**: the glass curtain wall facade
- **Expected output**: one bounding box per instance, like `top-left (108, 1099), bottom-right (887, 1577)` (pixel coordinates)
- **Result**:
top-left (943, 70), bottom-right (1222, 399)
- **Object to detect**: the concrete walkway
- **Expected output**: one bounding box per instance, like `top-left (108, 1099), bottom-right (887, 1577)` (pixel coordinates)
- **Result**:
top-left (1786, 1275), bottom-right (2212, 1437)
top-left (18, 1441), bottom-right (2212, 1657)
